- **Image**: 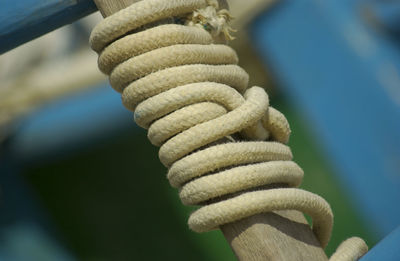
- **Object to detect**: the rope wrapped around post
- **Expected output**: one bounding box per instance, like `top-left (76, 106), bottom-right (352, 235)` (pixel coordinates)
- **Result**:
top-left (90, 0), bottom-right (368, 259)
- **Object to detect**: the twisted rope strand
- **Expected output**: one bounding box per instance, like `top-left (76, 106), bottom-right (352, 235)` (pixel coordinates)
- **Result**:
top-left (90, 0), bottom-right (367, 259)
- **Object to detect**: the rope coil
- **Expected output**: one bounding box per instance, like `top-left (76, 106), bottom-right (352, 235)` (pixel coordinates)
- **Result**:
top-left (90, 0), bottom-right (367, 259)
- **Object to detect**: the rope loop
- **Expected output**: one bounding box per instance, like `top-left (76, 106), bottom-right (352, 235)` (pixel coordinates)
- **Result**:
top-left (90, 0), bottom-right (367, 259)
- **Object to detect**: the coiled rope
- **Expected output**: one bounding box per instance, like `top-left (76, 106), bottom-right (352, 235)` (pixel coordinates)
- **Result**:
top-left (89, 0), bottom-right (368, 259)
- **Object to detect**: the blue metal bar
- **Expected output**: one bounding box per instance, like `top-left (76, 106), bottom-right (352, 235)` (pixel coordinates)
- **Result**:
top-left (250, 0), bottom-right (400, 237)
top-left (361, 226), bottom-right (400, 260)
top-left (0, 0), bottom-right (97, 54)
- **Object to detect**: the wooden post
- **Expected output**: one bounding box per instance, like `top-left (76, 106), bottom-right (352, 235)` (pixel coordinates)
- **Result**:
top-left (91, 1), bottom-right (329, 260)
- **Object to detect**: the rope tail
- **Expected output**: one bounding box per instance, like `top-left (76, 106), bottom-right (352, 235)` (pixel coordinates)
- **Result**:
top-left (89, 0), bottom-right (367, 259)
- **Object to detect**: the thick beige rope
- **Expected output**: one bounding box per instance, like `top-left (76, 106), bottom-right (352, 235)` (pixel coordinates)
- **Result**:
top-left (330, 237), bottom-right (369, 261)
top-left (89, 0), bottom-right (367, 259)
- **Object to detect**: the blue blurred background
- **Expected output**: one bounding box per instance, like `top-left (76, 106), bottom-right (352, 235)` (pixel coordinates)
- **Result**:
top-left (1, 0), bottom-right (399, 260)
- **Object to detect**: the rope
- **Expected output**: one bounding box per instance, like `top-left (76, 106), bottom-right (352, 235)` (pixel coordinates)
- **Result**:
top-left (90, 0), bottom-right (368, 259)
top-left (330, 237), bottom-right (369, 261)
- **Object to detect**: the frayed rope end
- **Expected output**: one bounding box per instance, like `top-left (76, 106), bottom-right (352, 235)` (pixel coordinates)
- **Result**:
top-left (186, 0), bottom-right (236, 41)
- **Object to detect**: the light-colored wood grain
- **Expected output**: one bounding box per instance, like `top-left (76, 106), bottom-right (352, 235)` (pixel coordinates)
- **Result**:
top-left (221, 211), bottom-right (328, 260)
top-left (92, 1), bottom-right (329, 260)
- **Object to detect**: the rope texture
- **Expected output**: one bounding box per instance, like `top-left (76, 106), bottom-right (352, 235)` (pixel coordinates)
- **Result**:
top-left (90, 0), bottom-right (367, 259)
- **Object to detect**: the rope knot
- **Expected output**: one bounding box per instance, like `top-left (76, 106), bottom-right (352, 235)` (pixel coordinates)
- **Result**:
top-left (186, 0), bottom-right (236, 40)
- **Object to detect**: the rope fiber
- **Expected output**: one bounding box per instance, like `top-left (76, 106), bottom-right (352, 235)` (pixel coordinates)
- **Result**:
top-left (90, 0), bottom-right (368, 259)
